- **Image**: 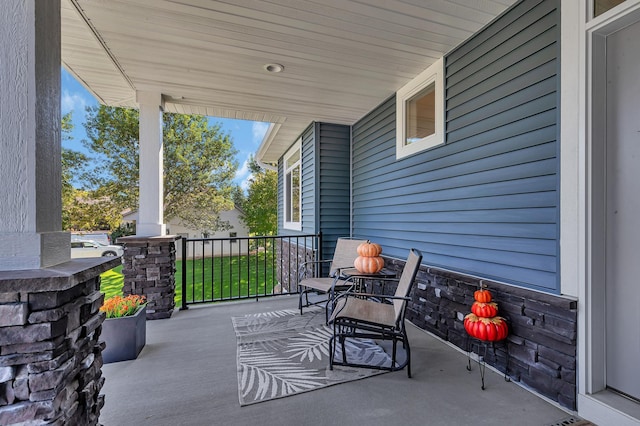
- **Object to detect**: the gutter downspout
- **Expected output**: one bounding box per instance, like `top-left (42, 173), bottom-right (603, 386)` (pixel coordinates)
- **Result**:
top-left (255, 123), bottom-right (280, 171)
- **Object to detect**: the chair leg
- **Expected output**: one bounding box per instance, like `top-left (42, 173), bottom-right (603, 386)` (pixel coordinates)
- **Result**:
top-left (329, 334), bottom-right (335, 370)
top-left (340, 332), bottom-right (348, 364)
top-left (404, 333), bottom-right (412, 378)
top-left (299, 288), bottom-right (304, 315)
top-left (391, 338), bottom-right (397, 370)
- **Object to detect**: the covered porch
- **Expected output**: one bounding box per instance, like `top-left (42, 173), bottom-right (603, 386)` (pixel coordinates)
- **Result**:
top-left (4, 0), bottom-right (640, 424)
top-left (100, 296), bottom-right (573, 426)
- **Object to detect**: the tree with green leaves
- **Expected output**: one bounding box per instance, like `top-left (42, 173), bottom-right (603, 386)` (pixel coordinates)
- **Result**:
top-left (240, 156), bottom-right (277, 236)
top-left (61, 112), bottom-right (91, 230)
top-left (62, 111), bottom-right (126, 231)
top-left (83, 106), bottom-right (239, 234)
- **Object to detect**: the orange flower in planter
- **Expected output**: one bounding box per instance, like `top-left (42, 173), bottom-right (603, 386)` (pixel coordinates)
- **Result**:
top-left (101, 295), bottom-right (146, 319)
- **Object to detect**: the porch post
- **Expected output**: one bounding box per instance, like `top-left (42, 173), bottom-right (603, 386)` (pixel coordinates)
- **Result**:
top-left (0, 0), bottom-right (69, 270)
top-left (135, 90), bottom-right (166, 237)
top-left (120, 92), bottom-right (176, 319)
top-left (0, 2), bottom-right (111, 425)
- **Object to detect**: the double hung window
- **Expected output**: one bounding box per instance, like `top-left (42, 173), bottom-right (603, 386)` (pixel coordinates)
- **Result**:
top-left (284, 140), bottom-right (301, 230)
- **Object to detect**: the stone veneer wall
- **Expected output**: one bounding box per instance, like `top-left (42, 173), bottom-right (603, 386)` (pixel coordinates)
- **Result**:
top-left (118, 236), bottom-right (179, 320)
top-left (275, 240), bottom-right (315, 293)
top-left (380, 256), bottom-right (578, 411)
top-left (0, 257), bottom-right (120, 425)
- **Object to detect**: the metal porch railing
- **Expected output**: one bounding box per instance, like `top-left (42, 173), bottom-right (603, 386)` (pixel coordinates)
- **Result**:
top-left (180, 233), bottom-right (321, 309)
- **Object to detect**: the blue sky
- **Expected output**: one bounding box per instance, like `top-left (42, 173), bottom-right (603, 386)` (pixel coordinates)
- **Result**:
top-left (61, 69), bottom-right (268, 191)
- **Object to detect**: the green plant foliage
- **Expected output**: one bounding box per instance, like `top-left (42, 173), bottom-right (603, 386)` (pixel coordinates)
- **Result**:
top-left (240, 157), bottom-right (277, 236)
top-left (101, 294), bottom-right (146, 319)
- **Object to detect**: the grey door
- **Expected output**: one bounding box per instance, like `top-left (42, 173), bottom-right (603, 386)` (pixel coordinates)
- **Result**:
top-left (605, 19), bottom-right (640, 401)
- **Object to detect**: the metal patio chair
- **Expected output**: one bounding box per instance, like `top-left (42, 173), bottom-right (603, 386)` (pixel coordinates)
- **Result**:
top-left (329, 248), bottom-right (423, 377)
top-left (297, 237), bottom-right (367, 320)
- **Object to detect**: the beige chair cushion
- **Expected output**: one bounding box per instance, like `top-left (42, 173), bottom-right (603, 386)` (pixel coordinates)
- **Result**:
top-left (331, 297), bottom-right (396, 328)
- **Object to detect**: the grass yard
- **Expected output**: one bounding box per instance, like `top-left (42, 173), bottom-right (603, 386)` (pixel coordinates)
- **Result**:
top-left (99, 252), bottom-right (280, 307)
top-left (100, 265), bottom-right (124, 299)
top-left (182, 253), bottom-right (278, 304)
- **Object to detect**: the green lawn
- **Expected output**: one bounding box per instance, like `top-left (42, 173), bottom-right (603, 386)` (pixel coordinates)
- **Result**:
top-left (99, 253), bottom-right (279, 306)
top-left (100, 265), bottom-right (124, 299)
top-left (181, 252), bottom-right (278, 304)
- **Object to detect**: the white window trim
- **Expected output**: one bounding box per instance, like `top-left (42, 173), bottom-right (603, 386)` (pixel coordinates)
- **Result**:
top-left (283, 139), bottom-right (302, 231)
top-left (396, 57), bottom-right (444, 159)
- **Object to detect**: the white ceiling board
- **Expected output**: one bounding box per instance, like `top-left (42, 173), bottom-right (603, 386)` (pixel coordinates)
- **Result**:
top-left (61, 0), bottom-right (519, 163)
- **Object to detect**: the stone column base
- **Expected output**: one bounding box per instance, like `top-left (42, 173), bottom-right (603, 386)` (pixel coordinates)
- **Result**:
top-left (117, 235), bottom-right (179, 320)
top-left (0, 257), bottom-right (120, 425)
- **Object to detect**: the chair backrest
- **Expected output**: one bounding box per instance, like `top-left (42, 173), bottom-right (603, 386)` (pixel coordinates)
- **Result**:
top-left (329, 238), bottom-right (368, 277)
top-left (393, 249), bottom-right (423, 323)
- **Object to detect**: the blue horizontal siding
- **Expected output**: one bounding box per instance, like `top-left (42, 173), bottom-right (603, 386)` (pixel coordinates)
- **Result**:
top-left (351, 0), bottom-right (560, 293)
top-left (317, 123), bottom-right (351, 262)
top-left (301, 125), bottom-right (315, 235)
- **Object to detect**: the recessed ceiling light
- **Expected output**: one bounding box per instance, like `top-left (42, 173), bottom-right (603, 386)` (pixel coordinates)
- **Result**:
top-left (263, 63), bottom-right (284, 73)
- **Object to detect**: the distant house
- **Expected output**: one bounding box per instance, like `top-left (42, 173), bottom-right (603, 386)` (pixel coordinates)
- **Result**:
top-left (122, 206), bottom-right (249, 259)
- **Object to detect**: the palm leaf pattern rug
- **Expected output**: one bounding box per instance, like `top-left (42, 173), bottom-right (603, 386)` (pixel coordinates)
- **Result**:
top-left (232, 306), bottom-right (394, 406)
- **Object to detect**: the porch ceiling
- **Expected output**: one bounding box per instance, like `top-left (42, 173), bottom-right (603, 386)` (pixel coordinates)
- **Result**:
top-left (61, 0), bottom-right (517, 164)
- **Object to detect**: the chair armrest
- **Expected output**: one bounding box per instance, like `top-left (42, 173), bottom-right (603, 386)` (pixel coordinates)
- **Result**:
top-left (301, 259), bottom-right (334, 267)
top-left (332, 290), bottom-right (409, 306)
top-left (347, 292), bottom-right (410, 301)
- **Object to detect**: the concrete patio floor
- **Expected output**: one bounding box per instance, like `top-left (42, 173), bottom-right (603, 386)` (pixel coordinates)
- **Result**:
top-left (100, 295), bottom-right (581, 426)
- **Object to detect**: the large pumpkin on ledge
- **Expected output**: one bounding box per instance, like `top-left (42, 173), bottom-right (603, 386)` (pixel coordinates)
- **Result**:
top-left (464, 287), bottom-right (508, 342)
top-left (354, 241), bottom-right (384, 274)
top-left (464, 314), bottom-right (508, 341)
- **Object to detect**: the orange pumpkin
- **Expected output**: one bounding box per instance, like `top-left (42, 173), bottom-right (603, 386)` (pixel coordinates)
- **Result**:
top-left (474, 289), bottom-right (492, 303)
top-left (357, 241), bottom-right (383, 257)
top-left (354, 255), bottom-right (384, 274)
top-left (471, 301), bottom-right (499, 318)
top-left (464, 313), bottom-right (508, 341)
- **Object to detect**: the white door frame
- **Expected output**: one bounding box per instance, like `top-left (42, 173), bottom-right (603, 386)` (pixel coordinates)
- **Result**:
top-left (577, 1), bottom-right (640, 424)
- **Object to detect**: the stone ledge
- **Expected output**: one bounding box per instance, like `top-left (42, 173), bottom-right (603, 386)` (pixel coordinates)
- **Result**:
top-left (0, 258), bottom-right (121, 293)
top-left (424, 264), bottom-right (578, 309)
top-left (116, 235), bottom-right (181, 244)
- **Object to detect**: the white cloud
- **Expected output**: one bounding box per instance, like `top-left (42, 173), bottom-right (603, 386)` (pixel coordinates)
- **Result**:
top-left (235, 158), bottom-right (256, 193)
top-left (252, 122), bottom-right (269, 146)
top-left (240, 173), bottom-right (254, 192)
top-left (236, 159), bottom-right (251, 180)
top-left (61, 90), bottom-right (87, 116)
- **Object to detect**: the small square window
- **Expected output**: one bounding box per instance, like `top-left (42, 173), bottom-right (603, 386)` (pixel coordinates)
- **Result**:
top-left (406, 83), bottom-right (436, 144)
top-left (230, 232), bottom-right (237, 243)
top-left (396, 57), bottom-right (444, 159)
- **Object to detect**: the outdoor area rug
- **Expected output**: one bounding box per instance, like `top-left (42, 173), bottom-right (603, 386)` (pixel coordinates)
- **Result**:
top-left (231, 306), bottom-right (394, 406)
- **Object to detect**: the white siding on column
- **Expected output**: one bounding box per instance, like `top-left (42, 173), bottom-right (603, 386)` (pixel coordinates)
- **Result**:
top-left (0, 0), bottom-right (69, 270)
top-left (136, 90), bottom-right (166, 237)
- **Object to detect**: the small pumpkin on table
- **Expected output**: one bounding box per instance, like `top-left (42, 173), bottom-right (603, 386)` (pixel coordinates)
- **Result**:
top-left (354, 241), bottom-right (384, 274)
